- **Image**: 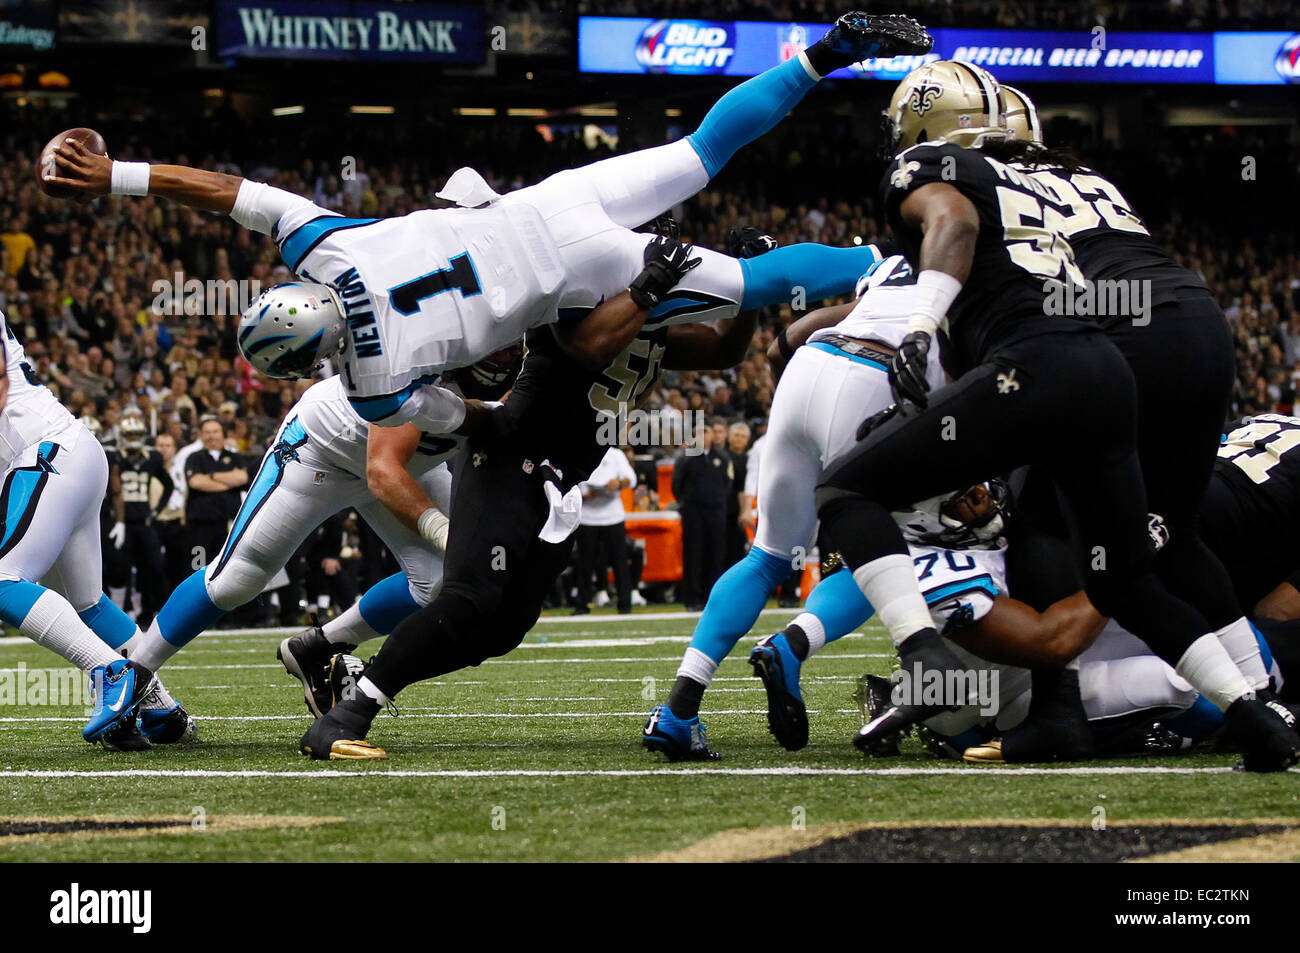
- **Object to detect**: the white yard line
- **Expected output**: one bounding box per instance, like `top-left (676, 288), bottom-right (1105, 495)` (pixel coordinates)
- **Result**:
top-left (0, 765), bottom-right (1269, 779)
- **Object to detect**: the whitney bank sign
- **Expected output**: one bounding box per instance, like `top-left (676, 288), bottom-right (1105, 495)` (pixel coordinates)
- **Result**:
top-left (216, 0), bottom-right (485, 63)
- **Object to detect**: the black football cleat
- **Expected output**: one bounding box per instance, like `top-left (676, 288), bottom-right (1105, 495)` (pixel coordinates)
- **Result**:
top-left (299, 700), bottom-right (386, 761)
top-left (99, 710), bottom-right (153, 752)
top-left (1225, 696), bottom-right (1300, 773)
top-left (748, 633), bottom-right (808, 751)
top-left (968, 668), bottom-right (1095, 764)
top-left (327, 653), bottom-right (368, 711)
top-left (806, 12), bottom-right (933, 75)
top-left (278, 626), bottom-right (356, 717)
top-left (853, 704), bottom-right (914, 757)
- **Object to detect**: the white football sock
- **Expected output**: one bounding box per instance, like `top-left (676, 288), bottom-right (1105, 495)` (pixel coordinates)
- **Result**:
top-left (790, 612), bottom-right (827, 657)
top-left (1176, 633), bottom-right (1254, 711)
top-left (118, 626), bottom-right (146, 659)
top-left (322, 602), bottom-right (382, 646)
top-left (676, 647), bottom-right (717, 688)
top-left (356, 675), bottom-right (389, 707)
top-left (21, 589), bottom-right (121, 672)
top-left (851, 554), bottom-right (934, 648)
top-left (1215, 617), bottom-right (1271, 691)
top-left (128, 617), bottom-right (185, 672)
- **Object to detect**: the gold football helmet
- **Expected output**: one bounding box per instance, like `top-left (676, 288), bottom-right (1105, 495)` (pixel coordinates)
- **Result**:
top-left (882, 60), bottom-right (1007, 155)
top-left (1001, 84), bottom-right (1043, 145)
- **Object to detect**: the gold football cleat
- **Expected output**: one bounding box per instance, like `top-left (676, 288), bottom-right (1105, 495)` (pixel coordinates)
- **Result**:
top-left (301, 738), bottom-right (388, 760)
top-left (962, 739), bottom-right (1005, 763)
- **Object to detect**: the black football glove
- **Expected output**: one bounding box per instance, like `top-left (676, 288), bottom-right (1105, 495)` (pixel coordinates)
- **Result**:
top-left (856, 402), bottom-right (899, 442)
top-left (889, 331), bottom-right (932, 409)
top-left (648, 215), bottom-right (680, 240)
top-left (628, 235), bottom-right (702, 310)
top-left (727, 225), bottom-right (778, 259)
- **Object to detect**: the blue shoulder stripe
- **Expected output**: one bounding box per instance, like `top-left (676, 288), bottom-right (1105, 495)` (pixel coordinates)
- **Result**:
top-left (279, 215), bottom-right (380, 272)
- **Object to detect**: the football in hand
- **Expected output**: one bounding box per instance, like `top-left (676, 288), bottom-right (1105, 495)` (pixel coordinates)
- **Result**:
top-left (36, 127), bottom-right (107, 199)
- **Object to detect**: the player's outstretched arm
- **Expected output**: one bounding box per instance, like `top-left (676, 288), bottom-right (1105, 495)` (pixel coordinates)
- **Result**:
top-left (554, 291), bottom-right (647, 371)
top-left (48, 138), bottom-right (243, 214)
top-left (950, 590), bottom-right (1106, 668)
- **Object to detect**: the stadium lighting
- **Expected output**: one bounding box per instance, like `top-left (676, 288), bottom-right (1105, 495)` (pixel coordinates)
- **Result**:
top-left (579, 106), bottom-right (618, 117)
top-left (455, 107), bottom-right (497, 116)
top-left (271, 105), bottom-right (305, 117)
top-left (350, 105), bottom-right (395, 115)
top-left (507, 108), bottom-right (548, 117)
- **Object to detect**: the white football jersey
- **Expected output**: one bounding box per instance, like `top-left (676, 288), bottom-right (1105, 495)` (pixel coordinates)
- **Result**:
top-left (240, 184), bottom-right (563, 403)
top-left (291, 375), bottom-right (466, 481)
top-left (0, 311), bottom-right (77, 468)
top-left (807, 255), bottom-right (947, 392)
top-left (907, 540), bottom-right (1008, 634)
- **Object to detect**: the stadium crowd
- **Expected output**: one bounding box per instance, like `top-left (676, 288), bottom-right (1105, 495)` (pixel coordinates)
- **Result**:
top-left (0, 105), bottom-right (1296, 619)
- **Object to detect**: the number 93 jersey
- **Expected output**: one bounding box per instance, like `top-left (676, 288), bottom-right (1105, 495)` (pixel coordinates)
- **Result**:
top-left (879, 142), bottom-right (1092, 372)
top-left (274, 199), bottom-right (565, 402)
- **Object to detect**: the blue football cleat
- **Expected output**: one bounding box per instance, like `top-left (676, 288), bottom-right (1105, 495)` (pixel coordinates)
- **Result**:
top-left (749, 632), bottom-right (808, 751)
top-left (642, 704), bottom-right (719, 761)
top-left (83, 659), bottom-right (156, 744)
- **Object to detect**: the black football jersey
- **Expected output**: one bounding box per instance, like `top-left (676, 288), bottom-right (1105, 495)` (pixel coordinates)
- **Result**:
top-left (880, 142), bottom-right (1095, 371)
top-left (510, 322), bottom-right (670, 485)
top-left (1202, 414), bottom-right (1300, 607)
top-left (117, 449), bottom-right (173, 524)
top-left (1012, 162), bottom-right (1207, 321)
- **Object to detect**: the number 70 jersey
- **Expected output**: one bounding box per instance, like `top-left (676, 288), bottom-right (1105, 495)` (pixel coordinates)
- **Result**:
top-left (275, 197), bottom-right (565, 401)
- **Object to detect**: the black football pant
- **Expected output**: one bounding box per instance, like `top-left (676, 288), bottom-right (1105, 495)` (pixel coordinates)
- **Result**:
top-left (1105, 292), bottom-right (1240, 630)
top-left (122, 522), bottom-right (168, 627)
top-left (365, 431), bottom-right (580, 699)
top-left (574, 522), bottom-right (632, 612)
top-left (679, 502), bottom-right (726, 607)
top-left (1011, 294), bottom-right (1240, 630)
top-left (815, 328), bottom-right (1212, 667)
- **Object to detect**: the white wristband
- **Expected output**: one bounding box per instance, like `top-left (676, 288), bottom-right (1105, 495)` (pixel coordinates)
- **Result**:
top-left (908, 269), bottom-right (963, 335)
top-left (110, 161), bottom-right (151, 196)
top-left (418, 507), bottom-right (450, 552)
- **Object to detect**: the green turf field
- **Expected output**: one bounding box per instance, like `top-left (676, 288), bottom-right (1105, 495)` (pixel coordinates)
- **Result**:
top-left (1, 609), bottom-right (1298, 862)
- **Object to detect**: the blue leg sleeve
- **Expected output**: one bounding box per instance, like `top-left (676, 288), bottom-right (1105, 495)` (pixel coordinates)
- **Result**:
top-left (154, 568), bottom-right (226, 649)
top-left (688, 547), bottom-right (793, 665)
top-left (1165, 693), bottom-right (1225, 741)
top-left (77, 594), bottom-right (138, 650)
top-left (739, 244), bottom-right (881, 311)
top-left (358, 572), bottom-right (421, 636)
top-left (686, 56), bottom-right (817, 178)
top-left (804, 569), bottom-right (876, 644)
top-left (0, 579), bottom-right (45, 628)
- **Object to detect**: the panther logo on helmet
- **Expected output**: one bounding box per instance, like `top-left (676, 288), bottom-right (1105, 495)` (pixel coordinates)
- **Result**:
top-left (238, 281), bottom-right (348, 380)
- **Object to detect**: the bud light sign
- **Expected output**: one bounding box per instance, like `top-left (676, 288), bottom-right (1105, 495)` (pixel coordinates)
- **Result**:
top-left (635, 19), bottom-right (735, 73)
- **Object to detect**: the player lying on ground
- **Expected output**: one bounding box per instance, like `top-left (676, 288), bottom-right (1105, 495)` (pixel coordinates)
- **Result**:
top-left (855, 472), bottom-right (1300, 763)
top-left (122, 351), bottom-right (518, 720)
top-left (810, 60), bottom-right (1297, 771)
top-left (971, 84), bottom-right (1280, 762)
top-left (0, 310), bottom-right (191, 749)
top-left (44, 13), bottom-right (928, 440)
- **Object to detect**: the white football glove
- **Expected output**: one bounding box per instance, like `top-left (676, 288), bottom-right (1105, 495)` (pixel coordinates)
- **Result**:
top-left (108, 521), bottom-right (126, 550)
